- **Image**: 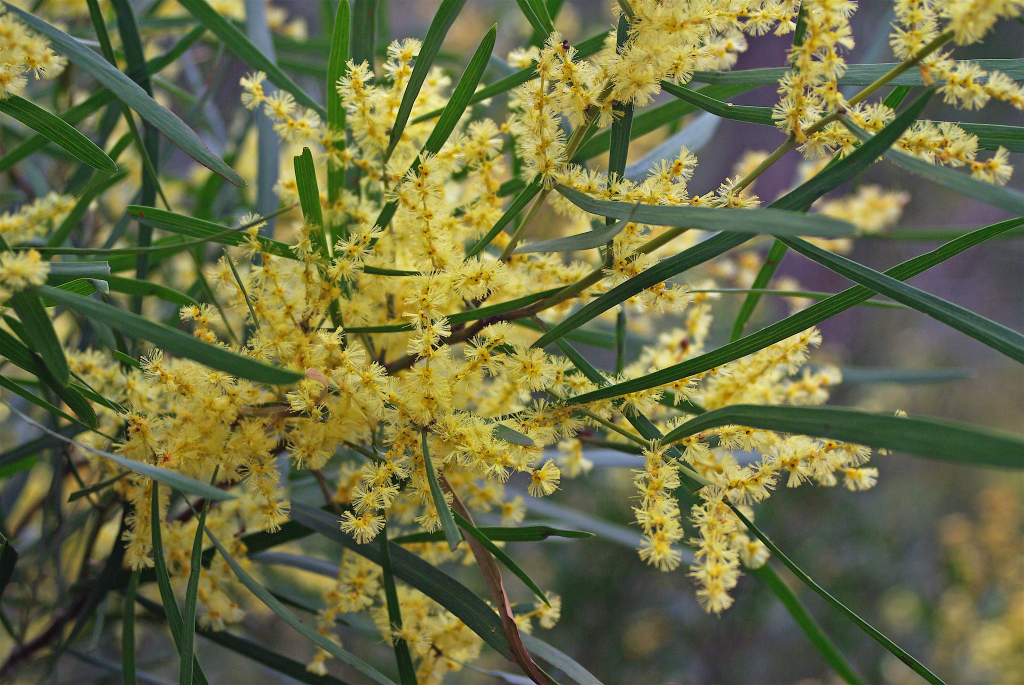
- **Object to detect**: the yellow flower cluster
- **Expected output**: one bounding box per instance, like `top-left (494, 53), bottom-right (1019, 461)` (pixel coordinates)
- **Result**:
top-left (0, 249), bottom-right (48, 306)
top-left (0, 6), bottom-right (65, 99)
top-left (0, 192), bottom-right (76, 244)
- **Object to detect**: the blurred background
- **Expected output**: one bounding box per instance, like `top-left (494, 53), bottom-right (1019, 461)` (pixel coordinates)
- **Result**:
top-left (9, 1), bottom-right (1022, 684)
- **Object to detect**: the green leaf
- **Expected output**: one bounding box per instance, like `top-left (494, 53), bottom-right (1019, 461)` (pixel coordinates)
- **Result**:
top-left (776, 88), bottom-right (935, 212)
top-left (326, 0), bottom-right (350, 226)
top-left (514, 0), bottom-right (550, 44)
top-left (691, 59), bottom-right (1024, 85)
top-left (0, 95), bottom-right (116, 171)
top-left (466, 177), bottom-right (542, 258)
top-left (7, 289), bottom-right (69, 386)
top-left (180, 495), bottom-right (210, 685)
top-left (102, 276), bottom-right (199, 308)
top-left (956, 122), bottom-right (1024, 153)
top-left (1, 3), bottom-right (243, 187)
top-left (660, 82), bottom-right (775, 125)
top-left (422, 430), bottom-right (462, 551)
top-left (562, 216), bottom-right (1024, 405)
top-left (191, 623), bottom-right (356, 685)
top-left (452, 511), bottom-right (549, 606)
top-left (383, 0), bottom-right (468, 162)
top-left (200, 525), bottom-right (396, 685)
top-left (731, 507), bottom-right (947, 685)
top-left (41, 278), bottom-right (104, 304)
top-left (753, 565), bottom-right (867, 685)
top-left (377, 520), bottom-right (417, 685)
top-left (0, 373), bottom-right (86, 429)
top-left (37, 286), bottom-right (303, 385)
top-left (514, 218), bottom-right (629, 254)
top-left (661, 404), bottom-right (1024, 468)
top-left (350, 0), bottom-right (377, 72)
top-left (150, 483), bottom-right (210, 685)
top-left (174, 0), bottom-right (325, 118)
top-left (835, 366), bottom-right (971, 384)
top-left (122, 569), bottom-right (139, 685)
top-left (0, 327), bottom-right (96, 426)
top-left (294, 148), bottom-right (328, 257)
top-left (0, 426), bottom-right (88, 479)
top-left (493, 423), bottom-right (536, 446)
top-left (729, 239), bottom-right (789, 341)
top-left (48, 261), bottom-right (112, 278)
top-left (531, 232), bottom-right (751, 349)
top-left (555, 186), bottom-right (857, 237)
top-left (128, 205), bottom-right (297, 260)
top-left (780, 235), bottom-right (1024, 363)
top-left (0, 534), bottom-right (17, 601)
top-left (68, 471), bottom-right (129, 502)
top-left (391, 524), bottom-right (592, 545)
top-left (844, 119), bottom-right (1024, 216)
top-left (289, 502), bottom-right (512, 658)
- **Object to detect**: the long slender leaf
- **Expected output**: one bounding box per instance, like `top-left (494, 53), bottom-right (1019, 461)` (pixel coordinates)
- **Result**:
top-left (0, 374), bottom-right (86, 429)
top-left (661, 404), bottom-right (1024, 468)
top-left (754, 564), bottom-right (867, 685)
top-left (175, 0), bottom-right (324, 117)
top-left (180, 496), bottom-right (211, 685)
top-left (466, 178), bottom-right (542, 258)
top-left (556, 186), bottom-right (857, 237)
top-left (779, 235), bottom-right (1024, 362)
top-left (2, 4), bottom-right (243, 186)
top-left (452, 511), bottom-right (549, 606)
top-left (844, 119), bottom-right (1024, 215)
top-left (383, 0), bottom-right (467, 162)
top-left (377, 520), bottom-right (417, 685)
top-left (294, 148), bottom-right (328, 257)
top-left (690, 59), bottom-right (1024, 85)
top-left (127, 205), bottom-right (297, 260)
top-left (730, 239), bottom-right (788, 341)
top-left (122, 569), bottom-right (139, 685)
top-left (37, 286), bottom-right (302, 385)
top-left (731, 507), bottom-right (946, 685)
top-left (531, 232), bottom-right (751, 349)
top-left (519, 634), bottom-right (602, 685)
top-left (422, 430), bottom-right (461, 551)
top-left (514, 219), bottom-right (628, 254)
top-left (0, 327), bottom-right (96, 426)
top-left (561, 217), bottom-right (1024, 404)
top-left (7, 289), bottom-right (69, 386)
top-left (390, 524), bottom-right (592, 545)
top-left (200, 525), bottom-right (396, 685)
top-left (956, 122), bottom-right (1024, 153)
top-left (0, 95), bottom-right (116, 170)
top-left (326, 0), bottom-right (350, 239)
top-left (660, 82), bottom-right (774, 125)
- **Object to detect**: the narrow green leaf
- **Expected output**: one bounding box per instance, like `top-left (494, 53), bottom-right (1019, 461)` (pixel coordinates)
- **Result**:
top-left (37, 286), bottom-right (302, 385)
top-left (493, 423), bottom-right (536, 446)
top-left (562, 217), bottom-right (1024, 404)
top-left (7, 289), bottom-right (69, 385)
top-left (1, 4), bottom-right (243, 186)
top-left (122, 569), bottom-right (139, 685)
top-left (350, 0), bottom-right (377, 72)
top-left (150, 483), bottom-right (210, 685)
top-left (956, 122), bottom-right (1024, 153)
top-left (391, 525), bottom-right (592, 545)
top-left (0, 327), bottom-right (96, 426)
top-left (422, 430), bottom-right (461, 551)
top-left (0, 95), bottom-right (116, 170)
top-left (513, 0), bottom-right (549, 46)
top-left (0, 535), bottom-right (17, 601)
top-left (326, 0), bottom-right (350, 234)
top-left (732, 507), bottom-right (947, 685)
top-left (514, 219), bottom-right (628, 254)
top-left (835, 366), bottom-right (971, 384)
top-left (180, 496), bottom-right (210, 685)
top-left (175, 0), bottom-right (325, 118)
top-left (0, 426), bottom-right (88, 479)
top-left (466, 178), bottom-right (542, 258)
top-left (729, 239), bottom-right (788, 341)
top-left (200, 525), bottom-right (397, 685)
top-left (289, 501), bottom-right (512, 658)
top-left (531, 232), bottom-right (751, 349)
top-left (68, 471), bottom-right (129, 502)
top-left (294, 148), bottom-right (328, 258)
top-left (775, 88), bottom-right (935, 212)
top-left (754, 565), bottom-right (867, 685)
top-left (556, 186), bottom-right (857, 237)
top-left (691, 59), bottom-right (1024, 86)
top-left (780, 235), bottom-right (1024, 362)
top-left (48, 262), bottom-right (111, 278)
top-left (383, 0), bottom-right (468, 162)
top-left (41, 278), bottom-right (103, 304)
top-left (127, 205), bottom-right (297, 260)
top-left (660, 82), bottom-right (775, 125)
top-left (661, 404), bottom-right (1024, 468)
top-left (378, 520), bottom-right (417, 685)
top-left (452, 511), bottom-right (549, 606)
top-left (844, 119), bottom-right (1024, 215)
top-left (0, 373), bottom-right (86, 428)
top-left (102, 276), bottom-right (199, 308)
